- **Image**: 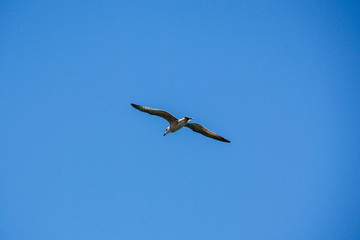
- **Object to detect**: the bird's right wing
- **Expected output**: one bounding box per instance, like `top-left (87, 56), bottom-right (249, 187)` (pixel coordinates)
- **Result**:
top-left (184, 122), bottom-right (230, 143)
top-left (131, 103), bottom-right (178, 123)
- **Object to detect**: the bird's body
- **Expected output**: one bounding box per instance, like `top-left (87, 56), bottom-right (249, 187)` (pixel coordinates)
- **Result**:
top-left (131, 103), bottom-right (230, 143)
top-left (168, 117), bottom-right (192, 133)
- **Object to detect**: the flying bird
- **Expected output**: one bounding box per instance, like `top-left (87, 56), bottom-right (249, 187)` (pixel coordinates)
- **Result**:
top-left (131, 103), bottom-right (230, 143)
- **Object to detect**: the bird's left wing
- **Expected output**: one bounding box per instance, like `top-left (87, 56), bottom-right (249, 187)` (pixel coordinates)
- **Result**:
top-left (131, 103), bottom-right (178, 123)
top-left (184, 122), bottom-right (230, 143)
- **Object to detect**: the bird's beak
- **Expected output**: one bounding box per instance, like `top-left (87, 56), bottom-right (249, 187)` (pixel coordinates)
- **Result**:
top-left (163, 133), bottom-right (167, 136)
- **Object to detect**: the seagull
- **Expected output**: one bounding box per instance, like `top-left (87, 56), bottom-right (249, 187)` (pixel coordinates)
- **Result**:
top-left (131, 103), bottom-right (230, 143)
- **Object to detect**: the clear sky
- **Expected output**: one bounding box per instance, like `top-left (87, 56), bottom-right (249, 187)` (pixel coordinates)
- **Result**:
top-left (1, 1), bottom-right (359, 239)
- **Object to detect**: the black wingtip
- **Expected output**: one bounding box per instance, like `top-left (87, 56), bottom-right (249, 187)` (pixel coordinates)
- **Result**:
top-left (131, 103), bottom-right (137, 108)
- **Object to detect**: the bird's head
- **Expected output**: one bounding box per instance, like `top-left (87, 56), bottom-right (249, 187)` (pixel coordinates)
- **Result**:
top-left (163, 127), bottom-right (170, 136)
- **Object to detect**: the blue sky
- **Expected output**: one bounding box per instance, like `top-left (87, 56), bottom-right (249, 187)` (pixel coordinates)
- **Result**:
top-left (1, 1), bottom-right (359, 239)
